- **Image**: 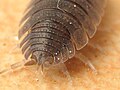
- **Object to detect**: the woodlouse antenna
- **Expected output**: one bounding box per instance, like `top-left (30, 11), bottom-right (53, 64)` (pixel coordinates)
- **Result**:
top-left (0, 59), bottom-right (36, 75)
top-left (0, 60), bottom-right (24, 75)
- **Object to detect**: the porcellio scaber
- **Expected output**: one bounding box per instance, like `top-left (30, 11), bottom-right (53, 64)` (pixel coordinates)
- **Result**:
top-left (19, 0), bottom-right (106, 69)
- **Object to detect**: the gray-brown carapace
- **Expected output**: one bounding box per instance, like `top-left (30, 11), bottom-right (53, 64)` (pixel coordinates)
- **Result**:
top-left (19, 0), bottom-right (106, 68)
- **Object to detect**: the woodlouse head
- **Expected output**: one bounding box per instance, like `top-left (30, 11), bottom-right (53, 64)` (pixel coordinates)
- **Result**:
top-left (30, 48), bottom-right (71, 69)
top-left (31, 51), bottom-right (54, 68)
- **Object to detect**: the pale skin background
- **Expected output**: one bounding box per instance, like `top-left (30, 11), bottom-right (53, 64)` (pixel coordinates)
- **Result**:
top-left (0, 0), bottom-right (120, 90)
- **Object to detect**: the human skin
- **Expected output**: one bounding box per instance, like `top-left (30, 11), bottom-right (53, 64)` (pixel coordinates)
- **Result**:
top-left (0, 0), bottom-right (120, 90)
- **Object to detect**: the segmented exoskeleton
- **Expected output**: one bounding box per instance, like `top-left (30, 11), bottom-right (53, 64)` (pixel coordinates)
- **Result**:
top-left (19, 0), bottom-right (106, 69)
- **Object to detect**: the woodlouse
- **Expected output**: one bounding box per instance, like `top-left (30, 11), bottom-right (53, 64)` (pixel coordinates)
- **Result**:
top-left (18, 0), bottom-right (106, 70)
top-left (0, 0), bottom-right (106, 75)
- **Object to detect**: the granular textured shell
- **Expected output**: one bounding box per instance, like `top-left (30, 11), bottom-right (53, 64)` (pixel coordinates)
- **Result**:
top-left (19, 0), bottom-right (106, 67)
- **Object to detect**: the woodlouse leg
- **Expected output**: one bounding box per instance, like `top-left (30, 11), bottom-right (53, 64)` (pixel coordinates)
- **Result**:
top-left (0, 59), bottom-right (36, 75)
top-left (57, 62), bottom-right (73, 87)
top-left (34, 63), bottom-right (45, 82)
top-left (57, 0), bottom-right (64, 12)
top-left (88, 42), bottom-right (107, 55)
top-left (36, 63), bottom-right (44, 76)
top-left (75, 53), bottom-right (98, 74)
top-left (57, 0), bottom-right (61, 9)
